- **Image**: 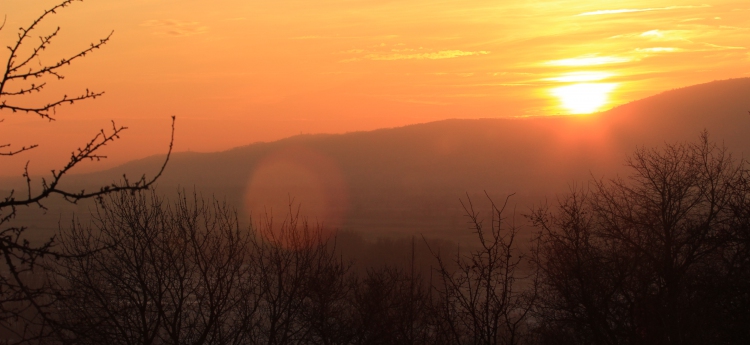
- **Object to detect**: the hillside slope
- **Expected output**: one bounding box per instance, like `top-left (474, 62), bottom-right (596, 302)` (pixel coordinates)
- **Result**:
top-left (11, 78), bottom-right (750, 239)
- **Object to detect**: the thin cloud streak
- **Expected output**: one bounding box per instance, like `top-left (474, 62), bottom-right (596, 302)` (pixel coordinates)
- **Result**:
top-left (344, 50), bottom-right (490, 62)
top-left (545, 56), bottom-right (633, 66)
top-left (578, 4), bottom-right (711, 16)
top-left (141, 19), bottom-right (208, 37)
top-left (635, 47), bottom-right (683, 53)
top-left (289, 35), bottom-right (400, 40)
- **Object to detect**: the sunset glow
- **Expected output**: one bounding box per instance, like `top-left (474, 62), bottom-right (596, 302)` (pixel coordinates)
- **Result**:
top-left (3, 3), bottom-right (750, 337)
top-left (552, 83), bottom-right (618, 114)
top-left (1, 0), bottom-right (749, 173)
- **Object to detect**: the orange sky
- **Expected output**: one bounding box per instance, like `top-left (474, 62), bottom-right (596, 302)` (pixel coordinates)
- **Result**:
top-left (1, 0), bottom-right (749, 176)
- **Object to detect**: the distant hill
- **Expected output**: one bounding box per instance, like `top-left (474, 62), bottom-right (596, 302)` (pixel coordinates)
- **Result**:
top-left (7, 78), bottom-right (750, 241)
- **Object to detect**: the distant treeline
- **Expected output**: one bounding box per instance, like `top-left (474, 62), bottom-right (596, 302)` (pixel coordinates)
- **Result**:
top-left (3, 132), bottom-right (750, 345)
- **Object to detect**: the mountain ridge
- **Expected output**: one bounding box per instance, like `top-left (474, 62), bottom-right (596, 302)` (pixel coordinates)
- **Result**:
top-left (7, 78), bottom-right (750, 239)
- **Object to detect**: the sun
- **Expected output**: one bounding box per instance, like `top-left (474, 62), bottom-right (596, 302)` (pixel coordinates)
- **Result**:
top-left (551, 83), bottom-right (617, 114)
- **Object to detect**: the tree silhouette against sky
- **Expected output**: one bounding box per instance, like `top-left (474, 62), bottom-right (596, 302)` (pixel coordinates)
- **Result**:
top-left (0, 1), bottom-right (173, 341)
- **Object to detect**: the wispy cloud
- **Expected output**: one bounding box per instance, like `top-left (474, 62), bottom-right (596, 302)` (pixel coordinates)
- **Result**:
top-left (609, 29), bottom-right (692, 41)
top-left (289, 35), bottom-right (399, 40)
top-left (545, 71), bottom-right (614, 82)
top-left (401, 99), bottom-right (451, 105)
top-left (290, 35), bottom-right (325, 40)
top-left (641, 30), bottom-right (665, 38)
top-left (342, 49), bottom-right (490, 62)
top-left (141, 19), bottom-right (208, 37)
top-left (363, 50), bottom-right (489, 61)
top-left (702, 43), bottom-right (746, 50)
top-left (635, 47), bottom-right (683, 53)
top-left (578, 4), bottom-right (711, 16)
top-left (545, 56), bottom-right (632, 66)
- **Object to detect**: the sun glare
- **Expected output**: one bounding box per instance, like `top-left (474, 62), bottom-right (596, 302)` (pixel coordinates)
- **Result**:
top-left (551, 83), bottom-right (617, 114)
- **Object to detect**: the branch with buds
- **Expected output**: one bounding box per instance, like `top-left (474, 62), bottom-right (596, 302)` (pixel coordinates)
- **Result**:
top-left (0, 0), bottom-right (109, 121)
top-left (0, 1), bottom-right (175, 341)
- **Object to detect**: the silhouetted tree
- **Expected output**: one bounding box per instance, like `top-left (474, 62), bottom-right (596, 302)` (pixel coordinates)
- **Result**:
top-left (530, 133), bottom-right (750, 345)
top-left (430, 194), bottom-right (537, 345)
top-left (54, 190), bottom-right (251, 345)
top-left (0, 1), bottom-right (173, 342)
top-left (529, 189), bottom-right (630, 345)
top-left (50, 187), bottom-right (461, 345)
top-left (249, 205), bottom-right (352, 345)
top-left (349, 242), bottom-right (434, 345)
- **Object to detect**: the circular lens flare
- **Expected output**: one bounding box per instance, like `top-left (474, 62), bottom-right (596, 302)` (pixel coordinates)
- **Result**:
top-left (244, 146), bottom-right (348, 247)
top-left (552, 83), bottom-right (617, 114)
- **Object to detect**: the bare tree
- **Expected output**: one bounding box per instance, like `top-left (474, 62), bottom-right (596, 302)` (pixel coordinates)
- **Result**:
top-left (349, 256), bottom-right (434, 345)
top-left (529, 189), bottom-right (631, 345)
top-left (54, 189), bottom-right (251, 345)
top-left (249, 204), bottom-right (352, 345)
top-left (0, 1), bottom-right (173, 342)
top-left (429, 194), bottom-right (537, 345)
top-left (530, 133), bottom-right (750, 345)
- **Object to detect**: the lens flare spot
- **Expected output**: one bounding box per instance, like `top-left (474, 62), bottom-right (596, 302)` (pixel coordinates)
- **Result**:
top-left (551, 83), bottom-right (617, 114)
top-left (244, 146), bottom-right (348, 245)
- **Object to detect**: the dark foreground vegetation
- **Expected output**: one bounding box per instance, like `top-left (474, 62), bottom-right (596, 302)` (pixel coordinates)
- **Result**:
top-left (529, 133), bottom-right (750, 345)
top-left (0, 133), bottom-right (747, 345)
top-left (2, 2), bottom-right (749, 345)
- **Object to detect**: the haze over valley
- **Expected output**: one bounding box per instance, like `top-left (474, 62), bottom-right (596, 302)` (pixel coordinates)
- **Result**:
top-left (3, 2), bottom-right (750, 343)
top-left (8, 78), bottom-right (749, 242)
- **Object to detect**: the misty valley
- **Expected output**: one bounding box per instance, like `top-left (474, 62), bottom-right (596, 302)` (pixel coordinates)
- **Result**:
top-left (3, 1), bottom-right (750, 344)
top-left (1, 78), bottom-right (750, 344)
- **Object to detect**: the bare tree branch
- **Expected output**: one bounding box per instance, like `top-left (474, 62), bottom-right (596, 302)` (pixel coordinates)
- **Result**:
top-left (1, 116), bottom-right (175, 210)
top-left (0, 0), bottom-right (110, 120)
top-left (0, 2), bottom-right (175, 343)
top-left (0, 143), bottom-right (38, 156)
